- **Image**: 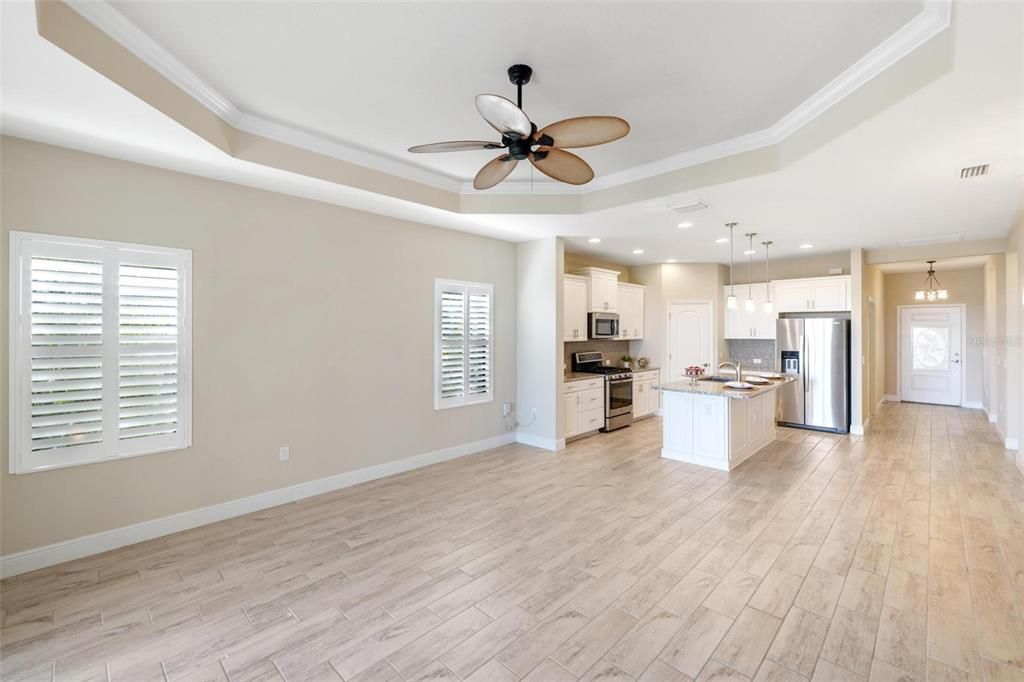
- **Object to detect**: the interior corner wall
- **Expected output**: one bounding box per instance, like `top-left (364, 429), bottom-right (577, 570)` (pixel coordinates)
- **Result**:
top-left (983, 255), bottom-right (1000, 419)
top-left (516, 237), bottom-right (562, 449)
top-left (0, 136), bottom-right (519, 556)
top-left (850, 248), bottom-right (864, 429)
top-left (861, 262), bottom-right (885, 417)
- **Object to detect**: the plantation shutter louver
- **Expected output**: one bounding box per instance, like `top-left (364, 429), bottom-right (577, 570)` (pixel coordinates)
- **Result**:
top-left (439, 287), bottom-right (466, 403)
top-left (10, 232), bottom-right (191, 474)
top-left (29, 256), bottom-right (105, 452)
top-left (435, 280), bottom-right (493, 409)
top-left (118, 263), bottom-right (180, 441)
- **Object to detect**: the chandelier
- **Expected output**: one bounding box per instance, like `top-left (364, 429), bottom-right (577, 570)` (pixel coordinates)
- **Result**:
top-left (914, 260), bottom-right (948, 301)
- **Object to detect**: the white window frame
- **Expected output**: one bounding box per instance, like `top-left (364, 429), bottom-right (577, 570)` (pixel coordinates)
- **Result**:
top-left (434, 279), bottom-right (493, 410)
top-left (9, 231), bottom-right (192, 474)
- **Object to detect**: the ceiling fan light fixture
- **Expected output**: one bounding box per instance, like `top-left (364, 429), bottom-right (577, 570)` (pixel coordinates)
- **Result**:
top-left (588, 237), bottom-right (601, 243)
top-left (409, 65), bottom-right (629, 190)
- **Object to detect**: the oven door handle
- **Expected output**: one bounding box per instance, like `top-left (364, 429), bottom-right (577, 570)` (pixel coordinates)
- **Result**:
top-left (608, 378), bottom-right (633, 386)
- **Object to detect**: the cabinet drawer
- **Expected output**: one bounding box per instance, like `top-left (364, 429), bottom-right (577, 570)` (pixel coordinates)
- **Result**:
top-left (579, 407), bottom-right (605, 432)
top-left (564, 381), bottom-right (580, 394)
top-left (576, 378), bottom-right (604, 391)
top-left (635, 370), bottom-right (659, 381)
top-left (578, 387), bottom-right (604, 410)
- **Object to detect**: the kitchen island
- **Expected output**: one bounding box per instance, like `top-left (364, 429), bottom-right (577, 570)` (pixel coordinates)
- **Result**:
top-left (658, 376), bottom-right (795, 471)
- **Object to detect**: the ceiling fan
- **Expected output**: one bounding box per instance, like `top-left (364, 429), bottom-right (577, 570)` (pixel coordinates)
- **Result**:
top-left (408, 64), bottom-right (630, 190)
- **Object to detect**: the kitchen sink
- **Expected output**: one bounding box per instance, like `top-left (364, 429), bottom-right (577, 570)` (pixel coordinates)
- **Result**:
top-left (697, 375), bottom-right (736, 383)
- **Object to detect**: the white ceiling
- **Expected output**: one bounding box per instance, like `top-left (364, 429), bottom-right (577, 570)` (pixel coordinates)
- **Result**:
top-left (107, 1), bottom-right (921, 184)
top-left (1, 0), bottom-right (1022, 265)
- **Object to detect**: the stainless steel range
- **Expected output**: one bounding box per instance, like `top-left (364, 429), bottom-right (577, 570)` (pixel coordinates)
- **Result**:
top-left (572, 351), bottom-right (633, 431)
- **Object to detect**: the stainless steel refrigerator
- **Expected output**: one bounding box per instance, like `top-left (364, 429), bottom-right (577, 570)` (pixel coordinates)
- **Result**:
top-left (777, 315), bottom-right (851, 433)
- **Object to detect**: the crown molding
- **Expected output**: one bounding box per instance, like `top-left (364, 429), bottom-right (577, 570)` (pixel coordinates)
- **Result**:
top-left (585, 0), bottom-right (952, 191)
top-left (62, 0), bottom-right (950, 199)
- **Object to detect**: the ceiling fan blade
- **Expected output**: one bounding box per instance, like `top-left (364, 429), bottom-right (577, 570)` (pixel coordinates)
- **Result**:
top-left (536, 116), bottom-right (630, 148)
top-left (529, 148), bottom-right (594, 185)
top-left (408, 140), bottom-right (503, 153)
top-left (475, 94), bottom-right (532, 139)
top-left (473, 155), bottom-right (518, 190)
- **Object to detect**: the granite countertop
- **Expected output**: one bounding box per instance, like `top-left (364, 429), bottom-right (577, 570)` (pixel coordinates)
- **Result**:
top-left (633, 366), bottom-right (660, 373)
top-left (658, 375), bottom-right (795, 400)
top-left (564, 372), bottom-right (603, 383)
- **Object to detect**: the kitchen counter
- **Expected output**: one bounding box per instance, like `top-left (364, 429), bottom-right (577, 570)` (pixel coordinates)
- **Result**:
top-left (564, 372), bottom-right (602, 383)
top-left (660, 375), bottom-right (793, 471)
top-left (658, 376), bottom-right (794, 400)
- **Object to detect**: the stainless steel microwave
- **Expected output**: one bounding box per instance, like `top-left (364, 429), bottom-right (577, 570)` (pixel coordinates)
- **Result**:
top-left (588, 312), bottom-right (620, 339)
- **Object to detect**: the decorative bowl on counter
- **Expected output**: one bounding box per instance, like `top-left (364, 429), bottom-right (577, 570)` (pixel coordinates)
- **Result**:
top-left (684, 365), bottom-right (706, 384)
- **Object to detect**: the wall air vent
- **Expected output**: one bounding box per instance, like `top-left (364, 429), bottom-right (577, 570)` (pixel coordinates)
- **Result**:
top-left (668, 200), bottom-right (710, 214)
top-left (960, 164), bottom-right (990, 179)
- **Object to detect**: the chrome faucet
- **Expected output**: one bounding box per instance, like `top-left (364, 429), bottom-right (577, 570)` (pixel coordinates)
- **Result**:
top-left (718, 361), bottom-right (742, 380)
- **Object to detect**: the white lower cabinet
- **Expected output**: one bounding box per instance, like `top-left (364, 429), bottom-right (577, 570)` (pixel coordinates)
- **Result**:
top-left (632, 370), bottom-right (660, 419)
top-left (661, 389), bottom-right (778, 470)
top-left (564, 378), bottom-right (605, 439)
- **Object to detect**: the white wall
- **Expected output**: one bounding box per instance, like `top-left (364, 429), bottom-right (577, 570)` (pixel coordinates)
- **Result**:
top-left (516, 237), bottom-right (563, 449)
top-left (0, 136), bottom-right (519, 556)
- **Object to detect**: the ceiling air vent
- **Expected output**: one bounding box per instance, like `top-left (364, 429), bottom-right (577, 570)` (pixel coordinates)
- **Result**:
top-left (668, 199), bottom-right (710, 214)
top-left (960, 164), bottom-right (990, 179)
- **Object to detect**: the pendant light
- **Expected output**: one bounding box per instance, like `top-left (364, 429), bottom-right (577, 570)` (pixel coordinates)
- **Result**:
top-left (914, 260), bottom-right (949, 301)
top-left (726, 222), bottom-right (738, 309)
top-left (762, 240), bottom-right (774, 313)
top-left (744, 233), bottom-right (757, 312)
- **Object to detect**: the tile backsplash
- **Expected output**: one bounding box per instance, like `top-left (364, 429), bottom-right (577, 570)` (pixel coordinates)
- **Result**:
top-left (564, 339), bottom-right (631, 371)
top-left (725, 339), bottom-right (777, 371)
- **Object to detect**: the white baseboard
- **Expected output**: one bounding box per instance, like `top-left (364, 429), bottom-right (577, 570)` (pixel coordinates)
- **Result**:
top-left (0, 432), bottom-right (516, 578)
top-left (515, 432), bottom-right (564, 451)
top-left (984, 405), bottom-right (998, 423)
top-left (850, 424), bottom-right (865, 436)
top-left (963, 401), bottom-right (985, 410)
top-left (883, 394), bottom-right (899, 402)
top-left (660, 447), bottom-right (729, 472)
top-left (1006, 438), bottom-right (1019, 450)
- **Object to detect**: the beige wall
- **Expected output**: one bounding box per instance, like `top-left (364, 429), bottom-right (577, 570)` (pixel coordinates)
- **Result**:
top-left (563, 253), bottom-right (632, 283)
top-left (0, 136), bottom-right (518, 555)
top-left (861, 262), bottom-right (886, 418)
top-left (631, 263), bottom-right (728, 376)
top-left (729, 251), bottom-right (850, 285)
top-left (883, 268), bottom-right (984, 404)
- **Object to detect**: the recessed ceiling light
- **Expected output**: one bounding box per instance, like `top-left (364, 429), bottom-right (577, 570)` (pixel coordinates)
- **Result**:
top-left (588, 237), bottom-right (601, 243)
top-left (666, 259), bottom-right (677, 263)
top-left (632, 249), bottom-right (644, 255)
top-left (799, 243), bottom-right (814, 249)
top-left (743, 249), bottom-right (756, 255)
top-left (677, 222), bottom-right (693, 229)
top-left (715, 237), bottom-right (729, 244)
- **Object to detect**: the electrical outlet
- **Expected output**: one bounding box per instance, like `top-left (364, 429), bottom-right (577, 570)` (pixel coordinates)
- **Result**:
top-left (752, 358), bottom-right (762, 365)
top-left (279, 446), bottom-right (289, 462)
top-left (502, 401), bottom-right (511, 416)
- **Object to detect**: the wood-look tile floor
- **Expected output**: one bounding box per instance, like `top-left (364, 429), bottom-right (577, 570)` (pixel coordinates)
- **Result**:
top-left (3, 403), bottom-right (1024, 682)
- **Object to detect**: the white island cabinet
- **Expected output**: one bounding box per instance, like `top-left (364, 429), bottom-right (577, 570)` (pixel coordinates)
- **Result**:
top-left (659, 378), bottom-right (793, 471)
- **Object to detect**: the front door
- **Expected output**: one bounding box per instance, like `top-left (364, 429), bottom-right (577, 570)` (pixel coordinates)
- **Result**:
top-left (668, 302), bottom-right (714, 383)
top-left (900, 306), bottom-right (963, 406)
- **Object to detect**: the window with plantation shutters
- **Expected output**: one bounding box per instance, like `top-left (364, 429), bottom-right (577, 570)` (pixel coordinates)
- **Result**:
top-left (9, 232), bottom-right (192, 474)
top-left (435, 280), bottom-right (493, 409)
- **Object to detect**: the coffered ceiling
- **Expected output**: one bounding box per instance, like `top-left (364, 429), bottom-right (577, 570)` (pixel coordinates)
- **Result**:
top-left (106, 0), bottom-right (921, 187)
top-left (1, 0), bottom-right (1021, 265)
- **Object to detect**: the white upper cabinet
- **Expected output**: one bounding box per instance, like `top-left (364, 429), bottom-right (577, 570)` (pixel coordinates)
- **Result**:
top-left (563, 275), bottom-right (589, 342)
top-left (617, 283), bottom-right (645, 340)
top-left (573, 267), bottom-right (620, 312)
top-left (774, 276), bottom-right (850, 313)
top-left (724, 283), bottom-right (776, 339)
